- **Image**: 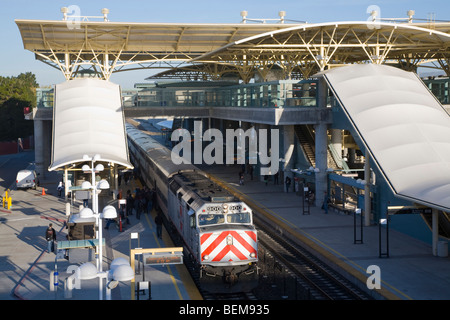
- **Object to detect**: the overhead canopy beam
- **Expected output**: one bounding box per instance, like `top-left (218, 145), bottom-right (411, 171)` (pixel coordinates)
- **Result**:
top-left (16, 19), bottom-right (450, 81)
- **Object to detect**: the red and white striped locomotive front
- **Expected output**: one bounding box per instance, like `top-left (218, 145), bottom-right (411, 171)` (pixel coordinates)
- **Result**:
top-left (197, 202), bottom-right (257, 267)
top-left (200, 229), bottom-right (257, 266)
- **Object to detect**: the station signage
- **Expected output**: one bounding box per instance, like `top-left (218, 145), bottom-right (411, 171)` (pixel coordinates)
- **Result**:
top-left (142, 248), bottom-right (183, 266)
top-left (387, 206), bottom-right (432, 215)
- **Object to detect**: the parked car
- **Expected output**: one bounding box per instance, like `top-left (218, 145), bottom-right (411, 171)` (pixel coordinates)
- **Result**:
top-left (16, 170), bottom-right (38, 190)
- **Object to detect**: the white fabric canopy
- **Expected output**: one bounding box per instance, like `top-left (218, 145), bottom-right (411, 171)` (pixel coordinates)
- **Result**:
top-left (323, 64), bottom-right (450, 212)
top-left (49, 78), bottom-right (132, 171)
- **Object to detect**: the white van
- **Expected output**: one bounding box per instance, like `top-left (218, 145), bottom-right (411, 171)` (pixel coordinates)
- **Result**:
top-left (16, 170), bottom-right (38, 190)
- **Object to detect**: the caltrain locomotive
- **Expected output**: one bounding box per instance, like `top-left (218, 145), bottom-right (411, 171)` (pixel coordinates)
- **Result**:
top-left (126, 123), bottom-right (258, 292)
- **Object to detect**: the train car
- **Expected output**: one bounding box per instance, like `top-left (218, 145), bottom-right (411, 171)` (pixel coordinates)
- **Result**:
top-left (126, 124), bottom-right (258, 292)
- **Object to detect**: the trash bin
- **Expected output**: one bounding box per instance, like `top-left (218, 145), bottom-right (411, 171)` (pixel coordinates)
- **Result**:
top-left (437, 241), bottom-right (448, 258)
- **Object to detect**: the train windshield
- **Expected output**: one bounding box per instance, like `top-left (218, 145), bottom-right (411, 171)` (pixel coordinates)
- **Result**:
top-left (227, 212), bottom-right (251, 224)
top-left (198, 212), bottom-right (252, 226)
top-left (199, 214), bottom-right (225, 226)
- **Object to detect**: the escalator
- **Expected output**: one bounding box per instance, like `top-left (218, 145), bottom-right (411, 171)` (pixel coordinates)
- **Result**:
top-left (294, 124), bottom-right (316, 167)
top-left (294, 124), bottom-right (341, 170)
top-left (422, 211), bottom-right (450, 239)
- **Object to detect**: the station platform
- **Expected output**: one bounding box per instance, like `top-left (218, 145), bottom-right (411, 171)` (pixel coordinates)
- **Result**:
top-left (202, 164), bottom-right (450, 300)
top-left (0, 153), bottom-right (201, 301)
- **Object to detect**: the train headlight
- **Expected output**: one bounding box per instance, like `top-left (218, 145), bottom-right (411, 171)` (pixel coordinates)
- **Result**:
top-left (226, 235), bottom-right (233, 245)
top-left (203, 255), bottom-right (209, 261)
top-left (250, 252), bottom-right (256, 258)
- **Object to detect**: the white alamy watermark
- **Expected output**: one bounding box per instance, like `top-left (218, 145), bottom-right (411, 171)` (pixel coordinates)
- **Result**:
top-left (62, 5), bottom-right (110, 30)
top-left (62, 5), bottom-right (82, 30)
top-left (366, 265), bottom-right (381, 290)
top-left (366, 5), bottom-right (382, 30)
top-left (171, 121), bottom-right (280, 175)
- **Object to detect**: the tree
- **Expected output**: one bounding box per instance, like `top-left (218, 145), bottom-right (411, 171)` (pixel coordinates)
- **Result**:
top-left (0, 72), bottom-right (38, 141)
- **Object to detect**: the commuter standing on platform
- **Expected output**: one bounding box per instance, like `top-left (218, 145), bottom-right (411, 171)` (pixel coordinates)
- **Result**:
top-left (126, 190), bottom-right (134, 216)
top-left (274, 172), bottom-right (279, 185)
top-left (57, 181), bottom-right (63, 197)
top-left (155, 213), bottom-right (163, 239)
top-left (285, 176), bottom-right (291, 193)
top-left (45, 223), bottom-right (56, 253)
top-left (248, 164), bottom-right (254, 180)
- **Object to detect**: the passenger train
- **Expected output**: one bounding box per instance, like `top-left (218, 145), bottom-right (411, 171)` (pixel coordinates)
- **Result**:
top-left (126, 124), bottom-right (258, 292)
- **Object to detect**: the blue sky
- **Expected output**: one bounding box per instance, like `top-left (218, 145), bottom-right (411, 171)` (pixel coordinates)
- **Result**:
top-left (1, 0), bottom-right (449, 88)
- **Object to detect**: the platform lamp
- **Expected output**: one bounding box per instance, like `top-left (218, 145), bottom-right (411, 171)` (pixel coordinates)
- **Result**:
top-left (278, 11), bottom-right (286, 23)
top-left (370, 9), bottom-right (378, 22)
top-left (101, 8), bottom-right (110, 22)
top-left (407, 10), bottom-right (415, 23)
top-left (61, 7), bottom-right (69, 21)
top-left (240, 11), bottom-right (248, 23)
top-left (81, 154), bottom-right (114, 300)
top-left (78, 204), bottom-right (118, 299)
top-left (68, 257), bottom-right (133, 300)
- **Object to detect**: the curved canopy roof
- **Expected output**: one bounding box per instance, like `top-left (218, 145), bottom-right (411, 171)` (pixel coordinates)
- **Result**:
top-left (15, 19), bottom-right (450, 81)
top-left (322, 64), bottom-right (450, 212)
top-left (49, 78), bottom-right (133, 171)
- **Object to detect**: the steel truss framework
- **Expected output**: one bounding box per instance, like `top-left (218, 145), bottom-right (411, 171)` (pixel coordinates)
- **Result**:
top-left (16, 19), bottom-right (450, 82)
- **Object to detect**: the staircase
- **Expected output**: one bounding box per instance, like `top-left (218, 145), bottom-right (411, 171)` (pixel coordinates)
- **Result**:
top-left (422, 211), bottom-right (450, 239)
top-left (294, 125), bottom-right (315, 167)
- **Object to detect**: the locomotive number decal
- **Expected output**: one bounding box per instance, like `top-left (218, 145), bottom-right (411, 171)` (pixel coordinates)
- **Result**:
top-left (206, 204), bottom-right (244, 212)
top-left (200, 231), bottom-right (257, 262)
top-left (229, 205), bottom-right (242, 211)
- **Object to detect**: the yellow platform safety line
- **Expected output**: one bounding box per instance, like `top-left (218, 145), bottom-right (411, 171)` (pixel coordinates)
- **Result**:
top-left (130, 246), bottom-right (183, 300)
top-left (127, 178), bottom-right (202, 300)
top-left (144, 210), bottom-right (203, 300)
top-left (206, 173), bottom-right (413, 301)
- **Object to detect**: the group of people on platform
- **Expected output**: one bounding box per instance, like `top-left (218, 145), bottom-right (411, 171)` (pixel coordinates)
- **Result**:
top-left (104, 184), bottom-right (162, 239)
top-left (237, 165), bottom-right (316, 205)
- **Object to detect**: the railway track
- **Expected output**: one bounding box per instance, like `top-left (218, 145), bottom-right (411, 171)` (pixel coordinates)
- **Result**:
top-left (170, 215), bottom-right (373, 300)
top-left (152, 174), bottom-right (374, 300)
top-left (163, 203), bottom-right (374, 300)
top-left (255, 221), bottom-right (374, 300)
top-left (202, 292), bottom-right (257, 300)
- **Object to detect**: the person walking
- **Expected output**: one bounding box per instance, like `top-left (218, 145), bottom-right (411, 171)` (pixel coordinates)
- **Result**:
top-left (248, 164), bottom-right (254, 180)
top-left (239, 172), bottom-right (245, 185)
top-left (274, 172), bottom-right (279, 185)
top-left (155, 213), bottom-right (163, 239)
top-left (285, 176), bottom-right (291, 193)
top-left (57, 181), bottom-right (63, 197)
top-left (45, 223), bottom-right (56, 253)
top-left (126, 190), bottom-right (134, 216)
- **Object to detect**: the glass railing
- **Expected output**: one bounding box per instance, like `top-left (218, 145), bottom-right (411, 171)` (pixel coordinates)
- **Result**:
top-left (36, 78), bottom-right (450, 110)
top-left (36, 79), bottom-right (328, 109)
top-left (36, 87), bottom-right (54, 109)
top-left (133, 79), bottom-right (320, 108)
top-left (423, 77), bottom-right (449, 105)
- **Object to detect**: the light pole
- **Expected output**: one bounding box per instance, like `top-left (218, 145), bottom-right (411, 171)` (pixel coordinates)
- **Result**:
top-left (80, 154), bottom-right (113, 300)
top-left (78, 204), bottom-right (118, 299)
